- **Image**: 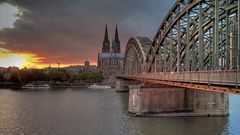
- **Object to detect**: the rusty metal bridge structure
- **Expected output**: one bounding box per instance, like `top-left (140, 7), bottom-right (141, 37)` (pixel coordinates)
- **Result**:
top-left (119, 0), bottom-right (240, 94)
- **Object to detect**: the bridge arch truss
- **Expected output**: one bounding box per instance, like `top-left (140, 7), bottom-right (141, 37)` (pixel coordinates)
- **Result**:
top-left (146, 0), bottom-right (240, 73)
top-left (123, 37), bottom-right (152, 75)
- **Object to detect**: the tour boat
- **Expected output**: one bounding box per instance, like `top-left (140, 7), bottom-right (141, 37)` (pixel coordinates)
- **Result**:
top-left (88, 84), bottom-right (111, 89)
top-left (22, 83), bottom-right (51, 89)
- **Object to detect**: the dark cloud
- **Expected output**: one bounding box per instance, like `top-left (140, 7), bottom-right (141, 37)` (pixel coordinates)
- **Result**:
top-left (0, 0), bottom-right (175, 64)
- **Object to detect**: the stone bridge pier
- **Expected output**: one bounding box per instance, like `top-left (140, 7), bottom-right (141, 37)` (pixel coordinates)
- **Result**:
top-left (116, 79), bottom-right (140, 92)
top-left (128, 85), bottom-right (229, 117)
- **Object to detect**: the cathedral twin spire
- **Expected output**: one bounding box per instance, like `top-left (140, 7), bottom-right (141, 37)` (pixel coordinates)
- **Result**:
top-left (102, 24), bottom-right (110, 53)
top-left (114, 25), bottom-right (120, 43)
top-left (102, 24), bottom-right (121, 53)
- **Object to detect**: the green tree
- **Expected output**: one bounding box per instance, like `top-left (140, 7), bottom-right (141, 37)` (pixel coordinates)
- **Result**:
top-left (0, 73), bottom-right (4, 81)
top-left (48, 70), bottom-right (67, 81)
top-left (9, 69), bottom-right (47, 84)
top-left (76, 71), bottom-right (103, 82)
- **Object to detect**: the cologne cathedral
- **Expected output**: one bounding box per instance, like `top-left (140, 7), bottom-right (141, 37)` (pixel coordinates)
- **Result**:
top-left (97, 25), bottom-right (124, 83)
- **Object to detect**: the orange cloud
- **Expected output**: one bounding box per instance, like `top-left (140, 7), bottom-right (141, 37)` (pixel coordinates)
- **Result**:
top-left (0, 48), bottom-right (97, 68)
top-left (0, 48), bottom-right (45, 68)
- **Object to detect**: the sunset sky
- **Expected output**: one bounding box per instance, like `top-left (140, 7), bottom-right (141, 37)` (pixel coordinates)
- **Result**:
top-left (0, 0), bottom-right (175, 68)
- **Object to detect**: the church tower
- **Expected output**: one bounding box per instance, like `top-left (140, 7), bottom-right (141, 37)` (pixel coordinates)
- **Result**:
top-left (98, 24), bottom-right (124, 82)
top-left (102, 24), bottom-right (110, 53)
top-left (112, 25), bottom-right (121, 53)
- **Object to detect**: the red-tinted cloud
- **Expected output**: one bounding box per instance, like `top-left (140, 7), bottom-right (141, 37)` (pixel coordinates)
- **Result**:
top-left (0, 0), bottom-right (175, 66)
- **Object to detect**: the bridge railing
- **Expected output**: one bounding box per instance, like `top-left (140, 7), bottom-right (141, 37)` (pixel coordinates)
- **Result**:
top-left (134, 70), bottom-right (240, 87)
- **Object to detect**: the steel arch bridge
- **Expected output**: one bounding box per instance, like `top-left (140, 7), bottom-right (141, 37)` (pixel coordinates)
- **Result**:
top-left (120, 0), bottom-right (240, 94)
top-left (123, 37), bottom-right (152, 75)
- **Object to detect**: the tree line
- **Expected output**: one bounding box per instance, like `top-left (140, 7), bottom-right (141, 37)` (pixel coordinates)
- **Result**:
top-left (0, 69), bottom-right (103, 84)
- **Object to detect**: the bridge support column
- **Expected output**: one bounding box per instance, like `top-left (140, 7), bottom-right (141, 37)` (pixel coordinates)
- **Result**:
top-left (128, 85), bottom-right (229, 117)
top-left (115, 79), bottom-right (139, 92)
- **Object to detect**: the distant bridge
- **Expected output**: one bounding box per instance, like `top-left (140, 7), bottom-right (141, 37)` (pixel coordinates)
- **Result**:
top-left (119, 0), bottom-right (240, 94)
top-left (123, 37), bottom-right (152, 75)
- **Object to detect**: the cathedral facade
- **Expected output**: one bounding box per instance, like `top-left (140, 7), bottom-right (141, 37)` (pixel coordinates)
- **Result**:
top-left (97, 25), bottom-right (124, 81)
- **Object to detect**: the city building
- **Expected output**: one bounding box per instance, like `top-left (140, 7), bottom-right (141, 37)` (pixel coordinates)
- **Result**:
top-left (42, 60), bottom-right (97, 75)
top-left (64, 59), bottom-right (97, 75)
top-left (97, 25), bottom-right (124, 83)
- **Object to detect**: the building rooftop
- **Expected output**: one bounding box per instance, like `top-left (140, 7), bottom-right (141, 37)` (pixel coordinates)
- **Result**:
top-left (98, 53), bottom-right (124, 59)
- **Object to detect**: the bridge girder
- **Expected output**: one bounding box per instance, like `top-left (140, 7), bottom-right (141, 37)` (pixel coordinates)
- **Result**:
top-left (146, 0), bottom-right (240, 73)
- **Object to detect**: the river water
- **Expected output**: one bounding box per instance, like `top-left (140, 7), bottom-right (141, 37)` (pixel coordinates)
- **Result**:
top-left (0, 88), bottom-right (239, 135)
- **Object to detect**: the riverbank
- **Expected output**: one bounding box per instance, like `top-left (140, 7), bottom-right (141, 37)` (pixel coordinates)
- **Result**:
top-left (0, 82), bottom-right (115, 89)
top-left (0, 83), bottom-right (21, 89)
top-left (0, 82), bottom-right (90, 89)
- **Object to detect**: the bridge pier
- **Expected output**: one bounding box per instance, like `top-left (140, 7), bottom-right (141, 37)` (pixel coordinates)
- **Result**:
top-left (116, 79), bottom-right (139, 92)
top-left (128, 85), bottom-right (229, 117)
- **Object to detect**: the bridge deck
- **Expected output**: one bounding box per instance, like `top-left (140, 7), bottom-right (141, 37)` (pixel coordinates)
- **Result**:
top-left (118, 70), bottom-right (240, 94)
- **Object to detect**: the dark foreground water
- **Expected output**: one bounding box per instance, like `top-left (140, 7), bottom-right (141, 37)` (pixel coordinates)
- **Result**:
top-left (0, 88), bottom-right (239, 135)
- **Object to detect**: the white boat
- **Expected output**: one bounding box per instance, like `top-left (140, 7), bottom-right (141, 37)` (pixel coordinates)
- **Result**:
top-left (22, 84), bottom-right (51, 89)
top-left (88, 84), bottom-right (111, 89)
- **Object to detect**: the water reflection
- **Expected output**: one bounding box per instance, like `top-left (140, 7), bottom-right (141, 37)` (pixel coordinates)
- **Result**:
top-left (128, 117), bottom-right (229, 135)
top-left (0, 89), bottom-right (239, 135)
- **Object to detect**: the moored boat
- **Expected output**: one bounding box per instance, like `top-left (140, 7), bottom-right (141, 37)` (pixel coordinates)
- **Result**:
top-left (88, 84), bottom-right (111, 89)
top-left (22, 83), bottom-right (51, 89)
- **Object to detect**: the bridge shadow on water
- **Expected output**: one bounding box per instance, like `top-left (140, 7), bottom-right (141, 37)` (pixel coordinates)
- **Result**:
top-left (117, 92), bottom-right (239, 135)
top-left (127, 116), bottom-right (230, 135)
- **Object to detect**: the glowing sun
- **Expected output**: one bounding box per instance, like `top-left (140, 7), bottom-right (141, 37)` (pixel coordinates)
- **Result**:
top-left (0, 48), bottom-right (43, 68)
